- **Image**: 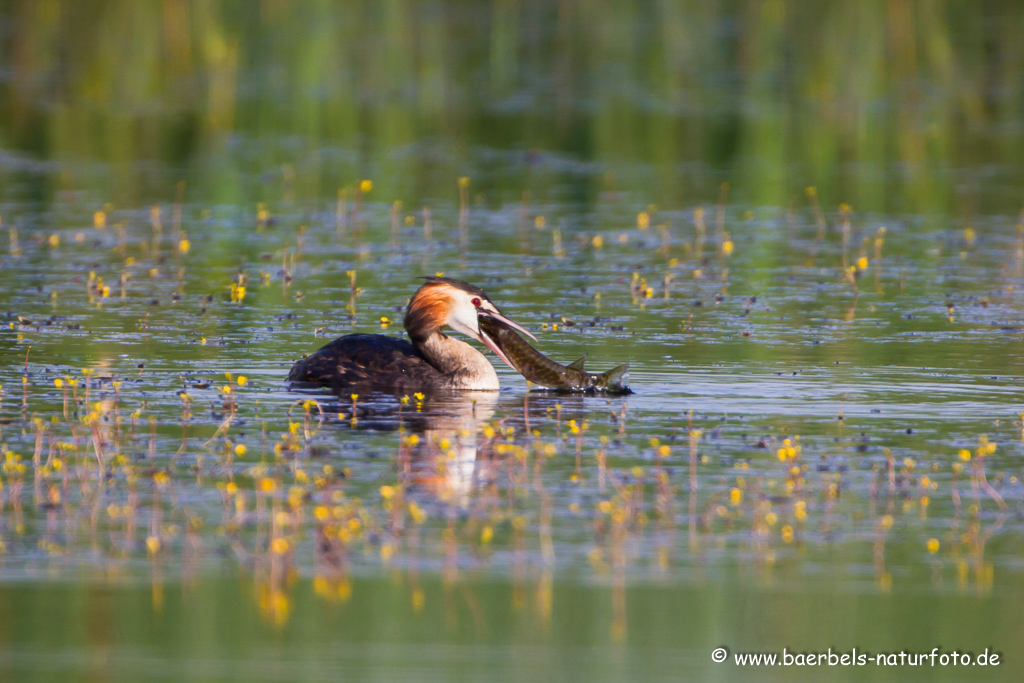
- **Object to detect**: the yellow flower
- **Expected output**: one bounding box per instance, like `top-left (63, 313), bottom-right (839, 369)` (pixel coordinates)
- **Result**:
top-left (359, 179), bottom-right (373, 193)
top-left (591, 235), bottom-right (604, 249)
top-left (234, 444), bottom-right (247, 456)
top-left (856, 256), bottom-right (869, 271)
top-left (722, 240), bottom-right (734, 256)
top-left (927, 538), bottom-right (940, 554)
top-left (145, 536), bottom-right (161, 555)
top-left (94, 211), bottom-right (107, 228)
top-left (178, 239), bottom-right (191, 254)
top-left (271, 538), bottom-right (290, 555)
top-left (481, 526), bottom-right (494, 544)
top-left (54, 378), bottom-right (64, 388)
top-left (729, 488), bottom-right (743, 505)
top-left (236, 376), bottom-right (247, 386)
top-left (637, 212), bottom-right (650, 230)
top-left (379, 485), bottom-right (396, 500)
top-left (958, 449), bottom-right (971, 462)
top-left (408, 502), bottom-right (427, 523)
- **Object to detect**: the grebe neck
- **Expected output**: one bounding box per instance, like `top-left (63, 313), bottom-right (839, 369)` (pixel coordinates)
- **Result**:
top-left (416, 332), bottom-right (499, 391)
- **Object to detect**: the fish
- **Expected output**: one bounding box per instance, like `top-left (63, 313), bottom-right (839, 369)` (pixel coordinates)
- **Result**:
top-left (478, 316), bottom-right (632, 394)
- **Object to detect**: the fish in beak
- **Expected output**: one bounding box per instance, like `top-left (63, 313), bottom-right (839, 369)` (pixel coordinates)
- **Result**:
top-left (476, 309), bottom-right (535, 370)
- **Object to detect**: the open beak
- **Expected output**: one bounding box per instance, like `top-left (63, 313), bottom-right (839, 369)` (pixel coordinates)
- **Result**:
top-left (478, 309), bottom-right (537, 341)
top-left (475, 309), bottom-right (536, 370)
top-left (477, 326), bottom-right (517, 370)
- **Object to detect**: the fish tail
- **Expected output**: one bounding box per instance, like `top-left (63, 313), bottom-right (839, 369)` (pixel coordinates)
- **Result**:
top-left (596, 364), bottom-right (630, 392)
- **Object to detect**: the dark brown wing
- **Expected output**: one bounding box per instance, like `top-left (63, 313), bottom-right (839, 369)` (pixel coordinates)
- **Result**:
top-left (287, 334), bottom-right (444, 394)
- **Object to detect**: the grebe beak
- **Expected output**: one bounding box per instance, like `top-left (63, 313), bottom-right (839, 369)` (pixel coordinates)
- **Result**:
top-left (477, 327), bottom-right (516, 369)
top-left (475, 309), bottom-right (535, 370)
top-left (477, 309), bottom-right (537, 341)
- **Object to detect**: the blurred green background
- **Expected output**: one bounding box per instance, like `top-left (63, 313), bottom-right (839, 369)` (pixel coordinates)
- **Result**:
top-left (1, 0), bottom-right (1022, 214)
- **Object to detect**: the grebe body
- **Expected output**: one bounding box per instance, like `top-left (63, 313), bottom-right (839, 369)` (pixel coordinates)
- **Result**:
top-left (287, 278), bottom-right (532, 393)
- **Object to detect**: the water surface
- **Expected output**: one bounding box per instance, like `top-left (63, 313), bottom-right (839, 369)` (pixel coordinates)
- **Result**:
top-left (2, 2), bottom-right (1024, 681)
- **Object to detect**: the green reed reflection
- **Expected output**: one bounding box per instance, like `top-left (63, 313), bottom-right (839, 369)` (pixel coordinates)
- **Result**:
top-left (1, 0), bottom-right (1023, 214)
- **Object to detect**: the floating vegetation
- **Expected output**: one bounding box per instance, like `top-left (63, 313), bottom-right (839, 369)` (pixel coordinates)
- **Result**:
top-left (3, 2), bottom-right (1024, 668)
top-left (2, 181), bottom-right (1023, 659)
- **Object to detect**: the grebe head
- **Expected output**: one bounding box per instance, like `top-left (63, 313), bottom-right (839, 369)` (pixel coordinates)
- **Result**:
top-left (405, 277), bottom-right (535, 369)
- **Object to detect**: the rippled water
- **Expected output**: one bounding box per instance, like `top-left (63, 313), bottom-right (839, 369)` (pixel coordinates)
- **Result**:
top-left (1, 192), bottom-right (1023, 681)
top-left (3, 1), bottom-right (1024, 679)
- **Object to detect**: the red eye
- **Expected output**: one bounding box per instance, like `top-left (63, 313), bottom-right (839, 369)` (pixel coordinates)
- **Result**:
top-left (472, 297), bottom-right (482, 307)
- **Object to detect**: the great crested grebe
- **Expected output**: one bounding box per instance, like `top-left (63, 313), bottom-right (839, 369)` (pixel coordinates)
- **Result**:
top-left (287, 277), bottom-right (534, 393)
